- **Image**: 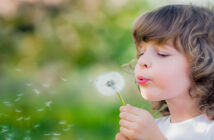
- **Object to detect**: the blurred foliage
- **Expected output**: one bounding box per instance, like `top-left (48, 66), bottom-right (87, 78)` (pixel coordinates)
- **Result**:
top-left (0, 0), bottom-right (161, 139)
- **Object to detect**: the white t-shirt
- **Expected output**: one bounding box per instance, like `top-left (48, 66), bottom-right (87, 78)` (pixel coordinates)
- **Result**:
top-left (155, 114), bottom-right (214, 140)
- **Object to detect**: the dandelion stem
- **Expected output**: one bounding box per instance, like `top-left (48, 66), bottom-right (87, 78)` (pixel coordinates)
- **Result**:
top-left (117, 92), bottom-right (125, 106)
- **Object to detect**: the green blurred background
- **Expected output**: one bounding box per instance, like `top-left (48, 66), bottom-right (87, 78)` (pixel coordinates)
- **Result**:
top-left (0, 0), bottom-right (200, 139)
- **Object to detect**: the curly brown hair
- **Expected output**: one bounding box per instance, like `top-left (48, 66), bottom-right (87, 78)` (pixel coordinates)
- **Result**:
top-left (131, 4), bottom-right (214, 120)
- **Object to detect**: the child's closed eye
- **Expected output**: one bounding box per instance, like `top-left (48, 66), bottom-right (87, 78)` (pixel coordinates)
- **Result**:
top-left (138, 52), bottom-right (169, 57)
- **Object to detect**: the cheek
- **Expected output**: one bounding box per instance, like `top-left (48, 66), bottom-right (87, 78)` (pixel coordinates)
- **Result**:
top-left (152, 60), bottom-right (191, 96)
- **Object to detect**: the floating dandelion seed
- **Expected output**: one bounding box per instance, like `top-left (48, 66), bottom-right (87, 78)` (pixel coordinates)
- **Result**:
top-left (49, 90), bottom-right (56, 94)
top-left (15, 68), bottom-right (22, 72)
top-left (42, 84), bottom-right (50, 88)
top-left (16, 116), bottom-right (23, 121)
top-left (15, 109), bottom-right (22, 113)
top-left (37, 108), bottom-right (45, 112)
top-left (26, 83), bottom-right (32, 87)
top-left (94, 72), bottom-right (126, 105)
top-left (23, 136), bottom-right (31, 140)
top-left (1, 128), bottom-right (8, 133)
top-left (14, 97), bottom-right (21, 102)
top-left (0, 113), bottom-right (8, 117)
top-left (44, 133), bottom-right (51, 136)
top-left (58, 121), bottom-right (66, 125)
top-left (24, 116), bottom-right (31, 121)
top-left (34, 124), bottom-right (40, 128)
top-left (34, 88), bottom-right (40, 95)
top-left (25, 130), bottom-right (31, 134)
top-left (45, 101), bottom-right (52, 107)
top-left (17, 93), bottom-right (24, 97)
top-left (52, 132), bottom-right (61, 136)
top-left (62, 127), bottom-right (70, 132)
top-left (3, 101), bottom-right (13, 106)
top-left (61, 77), bottom-right (68, 82)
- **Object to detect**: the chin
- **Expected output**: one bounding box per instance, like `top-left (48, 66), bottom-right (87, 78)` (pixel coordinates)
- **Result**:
top-left (141, 93), bottom-right (162, 101)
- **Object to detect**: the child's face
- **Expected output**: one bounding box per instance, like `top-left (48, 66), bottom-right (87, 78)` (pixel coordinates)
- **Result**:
top-left (134, 39), bottom-right (192, 101)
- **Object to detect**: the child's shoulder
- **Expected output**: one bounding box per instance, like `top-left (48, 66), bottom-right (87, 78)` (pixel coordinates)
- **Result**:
top-left (155, 115), bottom-right (170, 124)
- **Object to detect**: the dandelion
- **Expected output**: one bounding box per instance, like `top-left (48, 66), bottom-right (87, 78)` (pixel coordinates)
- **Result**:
top-left (34, 88), bottom-right (40, 95)
top-left (94, 72), bottom-right (125, 105)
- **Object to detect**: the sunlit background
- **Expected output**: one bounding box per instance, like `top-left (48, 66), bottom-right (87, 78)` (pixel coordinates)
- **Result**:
top-left (0, 0), bottom-right (213, 139)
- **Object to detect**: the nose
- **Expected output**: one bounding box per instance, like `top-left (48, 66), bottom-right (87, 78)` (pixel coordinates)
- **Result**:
top-left (138, 54), bottom-right (152, 69)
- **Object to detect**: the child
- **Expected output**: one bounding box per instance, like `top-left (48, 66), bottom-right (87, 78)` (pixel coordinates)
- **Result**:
top-left (116, 4), bottom-right (214, 140)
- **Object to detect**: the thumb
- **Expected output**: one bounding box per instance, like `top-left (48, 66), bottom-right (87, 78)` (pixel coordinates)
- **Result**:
top-left (115, 133), bottom-right (129, 140)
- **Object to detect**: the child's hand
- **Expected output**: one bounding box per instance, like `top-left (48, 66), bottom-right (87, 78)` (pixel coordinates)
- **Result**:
top-left (115, 133), bottom-right (129, 140)
top-left (119, 104), bottom-right (166, 140)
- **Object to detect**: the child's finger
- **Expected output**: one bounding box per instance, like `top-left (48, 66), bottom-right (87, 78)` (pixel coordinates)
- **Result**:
top-left (119, 112), bottom-right (139, 122)
top-left (120, 104), bottom-right (148, 116)
top-left (115, 133), bottom-right (129, 140)
top-left (120, 127), bottom-right (133, 139)
top-left (119, 119), bottom-right (135, 129)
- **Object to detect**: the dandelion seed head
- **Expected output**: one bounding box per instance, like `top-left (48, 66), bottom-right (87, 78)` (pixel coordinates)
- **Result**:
top-left (94, 72), bottom-right (125, 96)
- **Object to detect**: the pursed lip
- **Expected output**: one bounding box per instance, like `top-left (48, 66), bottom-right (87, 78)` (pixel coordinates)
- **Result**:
top-left (137, 76), bottom-right (150, 85)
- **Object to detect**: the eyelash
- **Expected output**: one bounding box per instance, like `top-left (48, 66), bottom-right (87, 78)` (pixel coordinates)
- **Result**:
top-left (138, 52), bottom-right (169, 57)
